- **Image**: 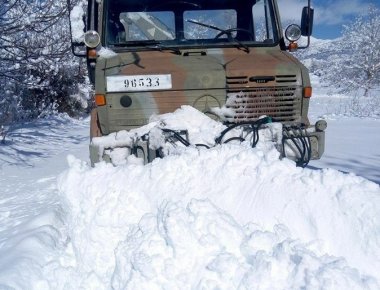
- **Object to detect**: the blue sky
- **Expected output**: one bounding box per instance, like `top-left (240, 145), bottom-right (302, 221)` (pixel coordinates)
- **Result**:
top-left (277, 0), bottom-right (379, 39)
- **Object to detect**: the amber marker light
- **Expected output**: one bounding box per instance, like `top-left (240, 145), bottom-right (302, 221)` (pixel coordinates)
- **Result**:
top-left (288, 42), bottom-right (298, 52)
top-left (95, 94), bottom-right (106, 106)
top-left (88, 49), bottom-right (97, 59)
top-left (304, 87), bottom-right (312, 98)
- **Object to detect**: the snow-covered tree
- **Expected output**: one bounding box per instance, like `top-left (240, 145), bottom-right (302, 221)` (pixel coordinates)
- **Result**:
top-left (322, 7), bottom-right (380, 97)
top-left (0, 0), bottom-right (90, 125)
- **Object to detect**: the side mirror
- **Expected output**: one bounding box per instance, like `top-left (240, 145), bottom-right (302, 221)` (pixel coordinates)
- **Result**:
top-left (67, 1), bottom-right (87, 57)
top-left (71, 43), bottom-right (87, 57)
top-left (301, 6), bottom-right (314, 36)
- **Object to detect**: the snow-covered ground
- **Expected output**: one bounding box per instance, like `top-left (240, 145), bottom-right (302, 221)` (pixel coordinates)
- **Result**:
top-left (307, 75), bottom-right (380, 184)
top-left (0, 85), bottom-right (379, 289)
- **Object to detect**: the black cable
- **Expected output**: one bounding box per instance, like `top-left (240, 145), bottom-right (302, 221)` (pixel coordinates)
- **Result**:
top-left (282, 126), bottom-right (312, 168)
top-left (195, 144), bottom-right (210, 149)
top-left (150, 118), bottom-right (312, 168)
top-left (223, 137), bottom-right (246, 144)
top-left (251, 123), bottom-right (260, 148)
top-left (161, 129), bottom-right (211, 149)
top-left (296, 128), bottom-right (311, 167)
top-left (215, 117), bottom-right (272, 146)
top-left (154, 117), bottom-right (272, 159)
top-left (293, 128), bottom-right (306, 166)
top-left (123, 117), bottom-right (314, 168)
top-left (302, 131), bottom-right (312, 167)
top-left (161, 129), bottom-right (191, 147)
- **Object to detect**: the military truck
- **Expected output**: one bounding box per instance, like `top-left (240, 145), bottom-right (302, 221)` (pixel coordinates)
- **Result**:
top-left (68, 0), bottom-right (326, 166)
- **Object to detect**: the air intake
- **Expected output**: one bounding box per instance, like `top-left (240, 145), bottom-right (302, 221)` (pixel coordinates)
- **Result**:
top-left (226, 76), bottom-right (248, 85)
top-left (225, 86), bottom-right (302, 123)
top-left (275, 75), bottom-right (297, 83)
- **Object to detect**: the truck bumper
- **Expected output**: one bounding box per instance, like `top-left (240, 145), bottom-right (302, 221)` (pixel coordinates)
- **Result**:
top-left (282, 120), bottom-right (327, 166)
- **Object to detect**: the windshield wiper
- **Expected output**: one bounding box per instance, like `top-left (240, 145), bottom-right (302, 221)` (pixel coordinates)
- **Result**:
top-left (109, 40), bottom-right (161, 47)
top-left (187, 19), bottom-right (226, 33)
top-left (147, 44), bottom-right (181, 55)
top-left (109, 40), bottom-right (181, 55)
top-left (186, 19), bottom-right (250, 53)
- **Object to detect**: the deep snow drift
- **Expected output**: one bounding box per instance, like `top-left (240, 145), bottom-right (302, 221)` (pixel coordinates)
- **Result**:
top-left (1, 107), bottom-right (379, 289)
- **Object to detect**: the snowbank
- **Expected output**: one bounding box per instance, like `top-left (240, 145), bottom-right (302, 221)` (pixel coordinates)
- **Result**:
top-left (55, 148), bottom-right (379, 289)
top-left (1, 107), bottom-right (379, 289)
top-left (51, 107), bottom-right (380, 289)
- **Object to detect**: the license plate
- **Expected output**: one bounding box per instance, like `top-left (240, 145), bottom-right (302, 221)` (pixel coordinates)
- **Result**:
top-left (106, 74), bottom-right (172, 92)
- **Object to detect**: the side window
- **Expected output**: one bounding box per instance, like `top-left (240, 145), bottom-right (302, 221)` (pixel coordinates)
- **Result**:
top-left (252, 0), bottom-right (275, 42)
top-left (184, 10), bottom-right (237, 39)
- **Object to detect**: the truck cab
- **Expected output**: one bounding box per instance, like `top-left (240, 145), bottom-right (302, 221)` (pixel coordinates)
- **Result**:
top-left (69, 0), bottom-right (326, 166)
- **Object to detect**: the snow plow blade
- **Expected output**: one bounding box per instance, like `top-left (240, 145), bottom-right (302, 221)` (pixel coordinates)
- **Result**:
top-left (89, 115), bottom-right (326, 168)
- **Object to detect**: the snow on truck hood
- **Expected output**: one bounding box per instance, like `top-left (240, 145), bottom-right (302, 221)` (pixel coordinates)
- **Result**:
top-left (47, 106), bottom-right (380, 289)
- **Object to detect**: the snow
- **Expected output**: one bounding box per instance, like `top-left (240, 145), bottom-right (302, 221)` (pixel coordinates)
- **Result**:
top-left (98, 47), bottom-right (118, 59)
top-left (307, 74), bottom-right (380, 184)
top-left (70, 4), bottom-right (86, 43)
top-left (0, 80), bottom-right (380, 289)
top-left (55, 140), bottom-right (380, 289)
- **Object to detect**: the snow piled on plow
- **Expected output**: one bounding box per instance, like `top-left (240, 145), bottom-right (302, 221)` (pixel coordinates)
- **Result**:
top-left (48, 106), bottom-right (380, 289)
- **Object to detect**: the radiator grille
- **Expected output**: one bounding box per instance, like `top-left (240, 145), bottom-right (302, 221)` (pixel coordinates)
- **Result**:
top-left (275, 75), bottom-right (297, 83)
top-left (226, 76), bottom-right (248, 85)
top-left (226, 75), bottom-right (298, 86)
top-left (225, 86), bottom-right (302, 123)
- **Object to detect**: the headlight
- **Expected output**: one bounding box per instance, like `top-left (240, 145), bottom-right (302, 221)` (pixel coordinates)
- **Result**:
top-left (84, 30), bottom-right (100, 48)
top-left (285, 24), bottom-right (302, 42)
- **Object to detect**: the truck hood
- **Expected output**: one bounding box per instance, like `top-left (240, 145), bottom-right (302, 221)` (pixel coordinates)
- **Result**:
top-left (99, 47), bottom-right (303, 92)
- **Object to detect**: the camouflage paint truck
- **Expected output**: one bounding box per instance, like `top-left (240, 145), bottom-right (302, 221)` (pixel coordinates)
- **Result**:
top-left (68, 0), bottom-right (326, 166)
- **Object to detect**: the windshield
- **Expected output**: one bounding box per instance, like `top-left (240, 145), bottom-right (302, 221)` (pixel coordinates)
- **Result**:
top-left (104, 0), bottom-right (279, 49)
